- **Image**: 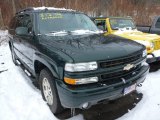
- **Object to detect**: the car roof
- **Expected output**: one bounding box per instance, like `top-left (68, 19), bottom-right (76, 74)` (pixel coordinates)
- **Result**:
top-left (91, 16), bottom-right (132, 20)
top-left (16, 7), bottom-right (82, 15)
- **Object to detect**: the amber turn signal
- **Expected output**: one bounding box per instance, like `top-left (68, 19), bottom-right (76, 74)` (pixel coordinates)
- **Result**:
top-left (64, 77), bottom-right (76, 85)
top-left (64, 77), bottom-right (98, 85)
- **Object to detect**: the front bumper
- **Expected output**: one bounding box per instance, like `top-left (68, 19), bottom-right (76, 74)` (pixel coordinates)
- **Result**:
top-left (147, 50), bottom-right (160, 63)
top-left (56, 65), bottom-right (149, 109)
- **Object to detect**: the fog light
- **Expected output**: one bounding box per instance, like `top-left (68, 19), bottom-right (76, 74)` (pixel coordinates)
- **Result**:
top-left (147, 54), bottom-right (153, 58)
top-left (82, 102), bottom-right (89, 109)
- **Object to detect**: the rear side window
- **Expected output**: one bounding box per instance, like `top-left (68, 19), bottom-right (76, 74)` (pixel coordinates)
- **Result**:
top-left (155, 18), bottom-right (160, 28)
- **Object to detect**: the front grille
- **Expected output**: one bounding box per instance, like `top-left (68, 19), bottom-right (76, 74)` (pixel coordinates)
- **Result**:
top-left (153, 40), bottom-right (160, 50)
top-left (99, 53), bottom-right (142, 68)
top-left (100, 65), bottom-right (141, 86)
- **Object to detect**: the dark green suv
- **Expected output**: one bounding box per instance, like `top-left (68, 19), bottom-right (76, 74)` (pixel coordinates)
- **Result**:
top-left (9, 7), bottom-right (149, 114)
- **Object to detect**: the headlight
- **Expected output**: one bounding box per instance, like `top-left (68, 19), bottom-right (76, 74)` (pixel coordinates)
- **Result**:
top-left (65, 62), bottom-right (98, 72)
top-left (64, 77), bottom-right (98, 85)
top-left (142, 49), bottom-right (147, 57)
top-left (150, 42), bottom-right (154, 49)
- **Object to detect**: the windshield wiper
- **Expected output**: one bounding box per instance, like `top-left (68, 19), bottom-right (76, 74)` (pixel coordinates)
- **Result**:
top-left (71, 29), bottom-right (103, 34)
top-left (49, 31), bottom-right (68, 34)
top-left (45, 30), bottom-right (102, 36)
top-left (45, 31), bottom-right (69, 36)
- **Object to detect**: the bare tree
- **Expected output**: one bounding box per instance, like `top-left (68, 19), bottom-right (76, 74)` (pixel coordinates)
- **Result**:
top-left (0, 8), bottom-right (4, 28)
top-left (11, 0), bottom-right (16, 14)
top-left (0, 0), bottom-right (160, 28)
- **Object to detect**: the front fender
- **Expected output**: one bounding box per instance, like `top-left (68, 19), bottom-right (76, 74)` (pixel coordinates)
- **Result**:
top-left (33, 52), bottom-right (64, 80)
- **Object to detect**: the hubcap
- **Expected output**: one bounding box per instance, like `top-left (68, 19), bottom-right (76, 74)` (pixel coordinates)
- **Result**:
top-left (42, 78), bottom-right (53, 105)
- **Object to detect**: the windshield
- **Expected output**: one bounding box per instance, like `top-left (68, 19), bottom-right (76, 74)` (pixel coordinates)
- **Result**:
top-left (38, 12), bottom-right (99, 34)
top-left (110, 18), bottom-right (136, 30)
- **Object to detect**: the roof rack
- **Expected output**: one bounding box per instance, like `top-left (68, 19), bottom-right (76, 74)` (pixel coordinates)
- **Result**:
top-left (15, 7), bottom-right (78, 15)
top-left (16, 7), bottom-right (34, 14)
top-left (91, 16), bottom-right (133, 20)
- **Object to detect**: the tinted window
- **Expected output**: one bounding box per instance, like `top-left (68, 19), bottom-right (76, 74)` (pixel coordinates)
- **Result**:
top-left (155, 18), bottom-right (160, 28)
top-left (15, 14), bottom-right (32, 32)
top-left (23, 15), bottom-right (32, 32)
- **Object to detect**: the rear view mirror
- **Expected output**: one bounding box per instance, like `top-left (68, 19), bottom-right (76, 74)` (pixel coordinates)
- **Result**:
top-left (15, 27), bottom-right (28, 36)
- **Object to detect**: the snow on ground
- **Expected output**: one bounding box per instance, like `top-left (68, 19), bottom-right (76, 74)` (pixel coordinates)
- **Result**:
top-left (0, 45), bottom-right (56, 120)
top-left (0, 44), bottom-right (83, 120)
top-left (117, 71), bottom-right (160, 120)
top-left (0, 30), bottom-right (9, 45)
top-left (0, 30), bottom-right (160, 120)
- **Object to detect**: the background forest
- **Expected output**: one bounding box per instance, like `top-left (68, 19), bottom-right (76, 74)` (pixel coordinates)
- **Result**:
top-left (1, 0), bottom-right (160, 28)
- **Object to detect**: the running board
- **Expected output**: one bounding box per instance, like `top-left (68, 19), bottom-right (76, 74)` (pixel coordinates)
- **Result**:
top-left (16, 60), bottom-right (21, 65)
top-left (16, 60), bottom-right (34, 79)
top-left (24, 69), bottom-right (31, 77)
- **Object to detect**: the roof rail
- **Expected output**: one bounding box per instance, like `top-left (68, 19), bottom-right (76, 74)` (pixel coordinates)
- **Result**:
top-left (15, 7), bottom-right (78, 15)
top-left (16, 7), bottom-right (34, 14)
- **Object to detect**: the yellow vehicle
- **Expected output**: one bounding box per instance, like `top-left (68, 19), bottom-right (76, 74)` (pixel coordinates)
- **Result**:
top-left (92, 17), bottom-right (160, 63)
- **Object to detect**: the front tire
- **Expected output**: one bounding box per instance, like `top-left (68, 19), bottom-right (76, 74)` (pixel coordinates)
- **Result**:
top-left (39, 68), bottom-right (63, 114)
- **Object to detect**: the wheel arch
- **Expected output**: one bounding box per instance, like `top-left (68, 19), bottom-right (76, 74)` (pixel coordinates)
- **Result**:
top-left (33, 57), bottom-right (61, 81)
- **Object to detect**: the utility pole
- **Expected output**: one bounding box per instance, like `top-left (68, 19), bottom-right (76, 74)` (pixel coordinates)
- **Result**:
top-left (65, 0), bottom-right (68, 9)
top-left (11, 0), bottom-right (16, 14)
top-left (0, 8), bottom-right (4, 28)
top-left (40, 0), bottom-right (45, 6)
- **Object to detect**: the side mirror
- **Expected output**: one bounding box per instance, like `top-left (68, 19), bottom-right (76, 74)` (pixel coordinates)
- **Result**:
top-left (15, 27), bottom-right (29, 36)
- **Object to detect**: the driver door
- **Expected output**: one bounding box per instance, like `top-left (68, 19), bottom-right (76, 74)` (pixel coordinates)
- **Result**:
top-left (15, 14), bottom-right (35, 71)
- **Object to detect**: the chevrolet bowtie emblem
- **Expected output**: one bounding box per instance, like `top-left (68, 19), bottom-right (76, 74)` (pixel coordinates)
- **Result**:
top-left (123, 64), bottom-right (134, 71)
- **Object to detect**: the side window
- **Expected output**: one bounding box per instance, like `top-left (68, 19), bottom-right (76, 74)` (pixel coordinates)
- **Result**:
top-left (15, 14), bottom-right (32, 33)
top-left (15, 15), bottom-right (24, 28)
top-left (155, 18), bottom-right (160, 28)
top-left (94, 20), bottom-right (107, 31)
top-left (23, 15), bottom-right (32, 33)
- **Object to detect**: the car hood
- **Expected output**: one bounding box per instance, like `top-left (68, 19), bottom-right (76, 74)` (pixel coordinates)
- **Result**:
top-left (38, 34), bottom-right (144, 63)
top-left (112, 29), bottom-right (160, 41)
